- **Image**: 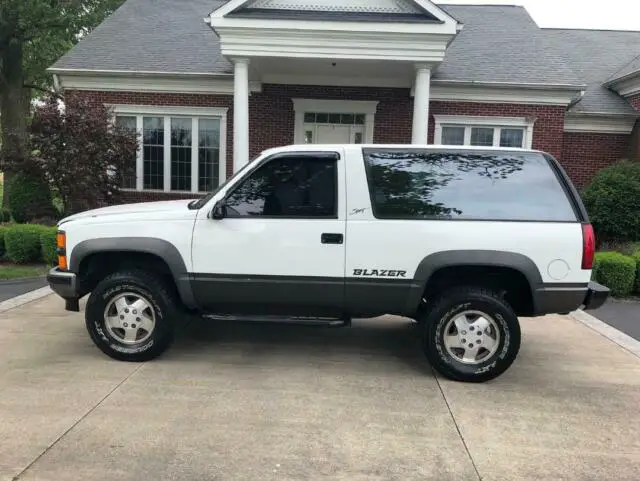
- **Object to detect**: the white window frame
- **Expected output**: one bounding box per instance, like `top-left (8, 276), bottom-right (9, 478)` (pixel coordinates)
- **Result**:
top-left (433, 115), bottom-right (535, 149)
top-left (111, 105), bottom-right (228, 193)
top-left (292, 98), bottom-right (378, 144)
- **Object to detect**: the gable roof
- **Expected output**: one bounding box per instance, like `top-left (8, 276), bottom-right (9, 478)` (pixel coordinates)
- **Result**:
top-left (51, 0), bottom-right (233, 75)
top-left (542, 29), bottom-right (640, 114)
top-left (435, 5), bottom-right (582, 88)
top-left (50, 0), bottom-right (640, 117)
top-left (607, 54), bottom-right (640, 84)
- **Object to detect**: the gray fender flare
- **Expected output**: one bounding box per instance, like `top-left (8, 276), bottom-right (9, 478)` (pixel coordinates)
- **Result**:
top-left (406, 250), bottom-right (543, 313)
top-left (70, 237), bottom-right (197, 309)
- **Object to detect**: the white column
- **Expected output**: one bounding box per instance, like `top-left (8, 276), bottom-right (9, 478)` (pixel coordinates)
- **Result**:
top-left (233, 58), bottom-right (250, 172)
top-left (412, 65), bottom-right (431, 145)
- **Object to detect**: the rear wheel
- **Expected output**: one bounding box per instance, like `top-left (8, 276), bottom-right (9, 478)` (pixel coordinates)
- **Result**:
top-left (85, 270), bottom-right (177, 362)
top-left (421, 287), bottom-right (521, 382)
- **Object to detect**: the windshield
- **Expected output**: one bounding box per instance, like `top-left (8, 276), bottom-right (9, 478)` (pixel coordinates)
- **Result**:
top-left (189, 157), bottom-right (257, 210)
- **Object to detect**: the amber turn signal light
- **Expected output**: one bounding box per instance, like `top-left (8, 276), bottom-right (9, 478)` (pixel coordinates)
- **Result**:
top-left (57, 231), bottom-right (68, 270)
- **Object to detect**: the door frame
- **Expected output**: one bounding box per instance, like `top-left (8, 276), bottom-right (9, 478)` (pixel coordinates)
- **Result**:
top-left (292, 98), bottom-right (378, 144)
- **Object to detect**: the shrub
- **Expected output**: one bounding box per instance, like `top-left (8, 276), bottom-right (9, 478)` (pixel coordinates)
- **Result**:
top-left (582, 161), bottom-right (640, 243)
top-left (29, 95), bottom-right (138, 216)
top-left (6, 172), bottom-right (56, 224)
top-left (4, 225), bottom-right (49, 264)
top-left (0, 208), bottom-right (11, 223)
top-left (40, 227), bottom-right (58, 266)
top-left (632, 250), bottom-right (640, 294)
top-left (0, 225), bottom-right (8, 257)
top-left (593, 252), bottom-right (636, 297)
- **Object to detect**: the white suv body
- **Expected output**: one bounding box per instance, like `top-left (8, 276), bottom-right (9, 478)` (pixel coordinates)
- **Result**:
top-left (48, 145), bottom-right (609, 382)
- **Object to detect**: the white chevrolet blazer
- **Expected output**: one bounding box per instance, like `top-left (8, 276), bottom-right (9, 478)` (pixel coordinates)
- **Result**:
top-left (48, 145), bottom-right (609, 382)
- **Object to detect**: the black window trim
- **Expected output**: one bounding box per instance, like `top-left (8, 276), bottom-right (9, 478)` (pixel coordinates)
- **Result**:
top-left (361, 147), bottom-right (582, 224)
top-left (222, 150), bottom-right (341, 220)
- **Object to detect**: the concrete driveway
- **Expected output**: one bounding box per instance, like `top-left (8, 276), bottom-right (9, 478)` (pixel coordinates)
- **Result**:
top-left (1, 294), bottom-right (640, 481)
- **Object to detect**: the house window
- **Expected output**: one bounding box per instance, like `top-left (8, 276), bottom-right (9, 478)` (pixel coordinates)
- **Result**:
top-left (435, 116), bottom-right (535, 149)
top-left (114, 116), bottom-right (137, 189)
top-left (114, 106), bottom-right (227, 193)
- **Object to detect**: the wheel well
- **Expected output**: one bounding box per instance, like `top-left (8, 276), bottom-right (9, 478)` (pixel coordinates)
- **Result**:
top-left (423, 265), bottom-right (534, 316)
top-left (77, 251), bottom-right (178, 299)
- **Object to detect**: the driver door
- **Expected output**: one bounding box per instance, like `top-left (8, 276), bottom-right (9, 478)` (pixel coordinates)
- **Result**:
top-left (191, 150), bottom-right (346, 316)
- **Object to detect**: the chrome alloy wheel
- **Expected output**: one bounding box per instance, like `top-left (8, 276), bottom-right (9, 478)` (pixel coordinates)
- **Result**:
top-left (443, 310), bottom-right (501, 364)
top-left (103, 292), bottom-right (156, 344)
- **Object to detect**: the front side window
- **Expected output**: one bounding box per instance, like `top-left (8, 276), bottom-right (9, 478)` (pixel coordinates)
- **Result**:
top-left (115, 109), bottom-right (225, 193)
top-left (362, 149), bottom-right (577, 222)
top-left (225, 154), bottom-right (338, 218)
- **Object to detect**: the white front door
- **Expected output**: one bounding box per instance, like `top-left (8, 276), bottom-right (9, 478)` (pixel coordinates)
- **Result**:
top-left (190, 149), bottom-right (347, 316)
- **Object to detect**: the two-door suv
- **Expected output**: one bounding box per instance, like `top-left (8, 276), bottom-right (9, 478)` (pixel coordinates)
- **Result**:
top-left (48, 145), bottom-right (609, 382)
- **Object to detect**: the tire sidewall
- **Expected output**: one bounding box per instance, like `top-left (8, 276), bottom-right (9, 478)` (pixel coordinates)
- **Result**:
top-left (87, 278), bottom-right (170, 357)
top-left (428, 297), bottom-right (519, 379)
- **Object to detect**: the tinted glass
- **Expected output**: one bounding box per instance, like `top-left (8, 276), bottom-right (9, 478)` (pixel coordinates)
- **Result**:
top-left (363, 149), bottom-right (577, 221)
top-left (170, 118), bottom-right (192, 191)
top-left (225, 155), bottom-right (338, 218)
top-left (143, 117), bottom-right (164, 190)
top-left (198, 118), bottom-right (220, 192)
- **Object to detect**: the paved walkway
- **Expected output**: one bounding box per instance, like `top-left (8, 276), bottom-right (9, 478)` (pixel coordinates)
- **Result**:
top-left (1, 294), bottom-right (639, 481)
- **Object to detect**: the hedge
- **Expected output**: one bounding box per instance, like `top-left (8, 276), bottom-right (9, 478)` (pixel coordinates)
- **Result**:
top-left (0, 225), bottom-right (8, 257)
top-left (592, 252), bottom-right (636, 297)
top-left (40, 227), bottom-right (58, 266)
top-left (582, 161), bottom-right (640, 242)
top-left (4, 224), bottom-right (51, 264)
top-left (0, 209), bottom-right (11, 223)
top-left (632, 250), bottom-right (640, 294)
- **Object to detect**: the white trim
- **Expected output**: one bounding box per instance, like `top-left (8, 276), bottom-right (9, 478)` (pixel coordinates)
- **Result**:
top-left (111, 105), bottom-right (228, 194)
top-left (261, 73), bottom-right (411, 88)
top-left (292, 98), bottom-right (379, 144)
top-left (610, 76), bottom-right (640, 97)
top-left (111, 105), bottom-right (229, 117)
top-left (433, 115), bottom-right (535, 149)
top-left (430, 83), bottom-right (583, 106)
top-left (570, 309), bottom-right (640, 360)
top-left (564, 114), bottom-right (637, 134)
top-left (55, 73), bottom-right (262, 95)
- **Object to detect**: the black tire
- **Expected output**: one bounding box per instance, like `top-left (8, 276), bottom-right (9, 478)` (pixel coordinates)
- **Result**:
top-left (85, 270), bottom-right (177, 362)
top-left (421, 287), bottom-right (521, 383)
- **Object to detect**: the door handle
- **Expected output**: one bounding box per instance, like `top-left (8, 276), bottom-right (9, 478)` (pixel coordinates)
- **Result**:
top-left (321, 233), bottom-right (344, 245)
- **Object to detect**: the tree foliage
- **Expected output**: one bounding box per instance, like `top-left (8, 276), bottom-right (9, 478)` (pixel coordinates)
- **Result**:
top-left (1, 0), bottom-right (126, 206)
top-left (28, 95), bottom-right (138, 216)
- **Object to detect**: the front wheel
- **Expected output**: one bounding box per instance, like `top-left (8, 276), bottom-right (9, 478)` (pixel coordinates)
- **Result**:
top-left (421, 287), bottom-right (521, 383)
top-left (85, 270), bottom-right (177, 362)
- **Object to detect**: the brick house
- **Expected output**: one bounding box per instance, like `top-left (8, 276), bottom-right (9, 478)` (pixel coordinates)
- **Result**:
top-left (48, 0), bottom-right (640, 204)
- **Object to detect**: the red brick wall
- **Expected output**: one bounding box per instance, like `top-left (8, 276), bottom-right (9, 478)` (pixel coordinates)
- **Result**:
top-left (249, 84), bottom-right (413, 157)
top-left (561, 132), bottom-right (630, 188)
top-left (429, 102), bottom-right (566, 159)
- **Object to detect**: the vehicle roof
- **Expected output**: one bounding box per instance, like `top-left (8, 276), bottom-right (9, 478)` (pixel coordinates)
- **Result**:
top-left (261, 144), bottom-right (544, 156)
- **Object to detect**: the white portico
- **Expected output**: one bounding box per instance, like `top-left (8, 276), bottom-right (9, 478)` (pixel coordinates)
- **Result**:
top-left (207, 0), bottom-right (460, 171)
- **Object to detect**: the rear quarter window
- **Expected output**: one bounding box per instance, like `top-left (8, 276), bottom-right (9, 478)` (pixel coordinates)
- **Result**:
top-left (362, 149), bottom-right (578, 222)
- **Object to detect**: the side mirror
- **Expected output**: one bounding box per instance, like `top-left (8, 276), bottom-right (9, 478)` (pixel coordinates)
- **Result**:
top-left (211, 200), bottom-right (227, 220)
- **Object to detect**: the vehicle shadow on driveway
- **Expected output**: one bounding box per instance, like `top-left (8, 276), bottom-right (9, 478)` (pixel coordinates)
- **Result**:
top-left (169, 315), bottom-right (432, 375)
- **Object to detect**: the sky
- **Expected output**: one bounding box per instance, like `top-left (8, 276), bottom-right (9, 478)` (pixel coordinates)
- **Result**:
top-left (437, 0), bottom-right (640, 31)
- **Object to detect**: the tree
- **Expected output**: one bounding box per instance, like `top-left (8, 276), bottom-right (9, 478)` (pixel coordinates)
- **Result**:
top-left (0, 0), bottom-right (125, 205)
top-left (29, 95), bottom-right (138, 216)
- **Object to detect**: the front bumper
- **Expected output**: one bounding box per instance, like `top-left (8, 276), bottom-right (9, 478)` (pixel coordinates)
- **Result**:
top-left (47, 267), bottom-right (77, 299)
top-left (582, 281), bottom-right (610, 311)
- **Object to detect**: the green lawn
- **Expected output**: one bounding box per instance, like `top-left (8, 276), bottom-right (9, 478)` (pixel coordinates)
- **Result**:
top-left (0, 264), bottom-right (48, 280)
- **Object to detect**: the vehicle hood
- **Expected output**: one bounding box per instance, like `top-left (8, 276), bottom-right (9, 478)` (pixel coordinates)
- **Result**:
top-left (58, 199), bottom-right (196, 225)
